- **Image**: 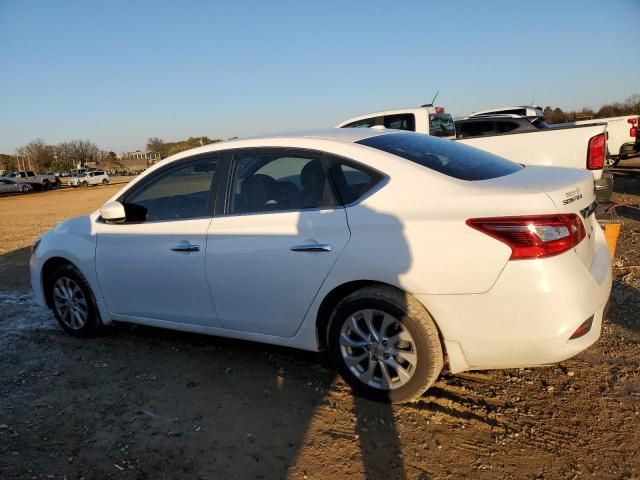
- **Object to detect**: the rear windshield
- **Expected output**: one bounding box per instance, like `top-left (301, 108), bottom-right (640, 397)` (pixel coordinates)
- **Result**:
top-left (357, 132), bottom-right (523, 181)
top-left (429, 113), bottom-right (456, 138)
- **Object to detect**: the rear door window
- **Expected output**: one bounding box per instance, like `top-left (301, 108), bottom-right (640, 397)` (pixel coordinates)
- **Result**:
top-left (457, 121), bottom-right (497, 138)
top-left (495, 121), bottom-right (520, 133)
top-left (429, 113), bottom-right (456, 138)
top-left (383, 114), bottom-right (415, 131)
top-left (357, 132), bottom-right (522, 181)
top-left (343, 117), bottom-right (381, 128)
top-left (228, 149), bottom-right (337, 214)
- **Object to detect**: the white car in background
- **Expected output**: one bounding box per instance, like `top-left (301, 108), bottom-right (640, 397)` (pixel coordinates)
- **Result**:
top-left (30, 129), bottom-right (612, 403)
top-left (67, 170), bottom-right (110, 188)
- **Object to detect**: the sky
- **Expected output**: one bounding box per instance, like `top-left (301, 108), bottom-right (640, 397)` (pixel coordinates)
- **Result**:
top-left (1, 0), bottom-right (639, 154)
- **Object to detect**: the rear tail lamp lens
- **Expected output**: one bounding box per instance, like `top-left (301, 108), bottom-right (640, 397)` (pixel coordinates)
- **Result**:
top-left (466, 214), bottom-right (586, 260)
top-left (629, 117), bottom-right (638, 138)
top-left (587, 133), bottom-right (606, 170)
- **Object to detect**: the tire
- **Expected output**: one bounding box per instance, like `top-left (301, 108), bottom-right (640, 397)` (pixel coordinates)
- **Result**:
top-left (102, 179), bottom-right (108, 185)
top-left (81, 181), bottom-right (89, 188)
top-left (605, 156), bottom-right (621, 167)
top-left (46, 264), bottom-right (105, 337)
top-left (42, 181), bottom-right (51, 191)
top-left (327, 286), bottom-right (443, 403)
top-left (20, 185), bottom-right (30, 193)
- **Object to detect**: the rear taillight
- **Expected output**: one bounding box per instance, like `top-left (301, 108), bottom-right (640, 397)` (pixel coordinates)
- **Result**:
top-left (587, 133), bottom-right (606, 170)
top-left (628, 117), bottom-right (638, 138)
top-left (467, 214), bottom-right (586, 260)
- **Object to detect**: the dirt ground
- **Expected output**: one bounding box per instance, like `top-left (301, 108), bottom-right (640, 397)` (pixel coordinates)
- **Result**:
top-left (0, 165), bottom-right (638, 480)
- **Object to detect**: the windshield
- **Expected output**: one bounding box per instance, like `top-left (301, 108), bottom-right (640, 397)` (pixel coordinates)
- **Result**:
top-left (429, 113), bottom-right (456, 138)
top-left (357, 132), bottom-right (523, 181)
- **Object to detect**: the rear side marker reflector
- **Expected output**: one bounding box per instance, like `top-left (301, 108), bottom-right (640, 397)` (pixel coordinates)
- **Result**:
top-left (466, 214), bottom-right (586, 260)
top-left (569, 315), bottom-right (594, 340)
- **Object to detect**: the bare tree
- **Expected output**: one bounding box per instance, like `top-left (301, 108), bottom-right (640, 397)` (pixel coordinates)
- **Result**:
top-left (57, 140), bottom-right (99, 168)
top-left (15, 139), bottom-right (53, 171)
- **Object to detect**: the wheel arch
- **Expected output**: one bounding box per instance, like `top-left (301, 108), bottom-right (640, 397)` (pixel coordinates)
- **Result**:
top-left (315, 280), bottom-right (446, 355)
top-left (41, 256), bottom-right (79, 308)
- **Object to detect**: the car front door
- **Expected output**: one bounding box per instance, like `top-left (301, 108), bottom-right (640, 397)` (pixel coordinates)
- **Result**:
top-left (95, 155), bottom-right (222, 326)
top-left (205, 148), bottom-right (350, 337)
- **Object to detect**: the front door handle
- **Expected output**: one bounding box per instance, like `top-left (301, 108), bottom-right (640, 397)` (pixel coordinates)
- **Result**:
top-left (290, 243), bottom-right (332, 252)
top-left (171, 243), bottom-right (200, 252)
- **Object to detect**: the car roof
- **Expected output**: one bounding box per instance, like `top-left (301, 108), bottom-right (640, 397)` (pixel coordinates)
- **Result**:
top-left (165, 128), bottom-right (397, 163)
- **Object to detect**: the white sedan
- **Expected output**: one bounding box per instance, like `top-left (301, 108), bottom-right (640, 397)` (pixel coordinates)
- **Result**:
top-left (30, 129), bottom-right (612, 403)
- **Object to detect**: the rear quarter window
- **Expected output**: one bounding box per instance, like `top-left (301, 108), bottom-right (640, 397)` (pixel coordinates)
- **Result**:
top-left (357, 132), bottom-right (523, 181)
top-left (429, 114), bottom-right (456, 138)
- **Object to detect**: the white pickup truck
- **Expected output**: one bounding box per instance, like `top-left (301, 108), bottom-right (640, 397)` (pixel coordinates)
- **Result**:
top-left (2, 170), bottom-right (59, 190)
top-left (336, 105), bottom-right (612, 201)
top-left (552, 115), bottom-right (639, 166)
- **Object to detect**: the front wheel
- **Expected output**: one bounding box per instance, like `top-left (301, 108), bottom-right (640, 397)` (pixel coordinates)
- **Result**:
top-left (327, 286), bottom-right (443, 403)
top-left (47, 264), bottom-right (104, 336)
top-left (81, 181), bottom-right (89, 188)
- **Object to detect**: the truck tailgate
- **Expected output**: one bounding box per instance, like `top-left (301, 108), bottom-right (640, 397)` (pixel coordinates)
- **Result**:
top-left (457, 123), bottom-right (607, 180)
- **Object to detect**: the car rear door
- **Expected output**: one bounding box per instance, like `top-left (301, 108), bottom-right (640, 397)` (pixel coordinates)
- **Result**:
top-left (205, 148), bottom-right (350, 337)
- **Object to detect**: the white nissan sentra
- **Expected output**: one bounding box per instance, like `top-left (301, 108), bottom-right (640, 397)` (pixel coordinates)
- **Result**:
top-left (30, 129), bottom-right (612, 403)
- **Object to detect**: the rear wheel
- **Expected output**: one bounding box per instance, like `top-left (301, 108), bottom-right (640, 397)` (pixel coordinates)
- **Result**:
top-left (327, 286), bottom-right (443, 403)
top-left (605, 156), bottom-right (621, 167)
top-left (102, 178), bottom-right (108, 185)
top-left (42, 180), bottom-right (51, 190)
top-left (47, 264), bottom-right (104, 336)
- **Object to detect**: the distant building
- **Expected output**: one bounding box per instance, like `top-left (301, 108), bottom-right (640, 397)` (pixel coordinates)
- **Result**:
top-left (121, 150), bottom-right (161, 164)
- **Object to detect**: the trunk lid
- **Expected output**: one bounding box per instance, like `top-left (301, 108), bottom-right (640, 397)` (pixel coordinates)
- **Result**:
top-left (476, 166), bottom-right (597, 268)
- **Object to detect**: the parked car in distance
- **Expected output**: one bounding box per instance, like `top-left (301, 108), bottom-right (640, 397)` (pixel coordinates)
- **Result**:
top-left (31, 129), bottom-right (612, 403)
top-left (468, 104), bottom-right (545, 118)
top-left (455, 114), bottom-right (551, 138)
top-left (4, 170), bottom-right (58, 190)
top-left (552, 115), bottom-right (639, 166)
top-left (337, 105), bottom-right (612, 202)
top-left (0, 178), bottom-right (33, 194)
top-left (67, 170), bottom-right (110, 188)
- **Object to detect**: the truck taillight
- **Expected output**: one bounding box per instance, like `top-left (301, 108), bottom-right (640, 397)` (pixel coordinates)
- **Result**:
top-left (587, 133), bottom-right (606, 170)
top-left (466, 214), bottom-right (586, 260)
top-left (628, 117), bottom-right (638, 138)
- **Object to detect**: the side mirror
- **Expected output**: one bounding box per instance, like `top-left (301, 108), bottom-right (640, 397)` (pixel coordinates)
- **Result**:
top-left (100, 201), bottom-right (126, 223)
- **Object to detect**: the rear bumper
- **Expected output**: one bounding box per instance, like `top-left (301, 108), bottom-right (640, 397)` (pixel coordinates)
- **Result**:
top-left (595, 172), bottom-right (614, 203)
top-left (417, 223), bottom-right (612, 373)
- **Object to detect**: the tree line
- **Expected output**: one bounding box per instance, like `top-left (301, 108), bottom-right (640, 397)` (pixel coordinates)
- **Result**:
top-left (2, 95), bottom-right (638, 173)
top-left (146, 136), bottom-right (224, 160)
top-left (0, 138), bottom-right (113, 173)
top-left (542, 94), bottom-right (640, 124)
top-left (0, 135), bottom-right (226, 173)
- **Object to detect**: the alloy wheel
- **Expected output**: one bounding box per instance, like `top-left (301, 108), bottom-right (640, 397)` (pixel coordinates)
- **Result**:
top-left (339, 309), bottom-right (417, 390)
top-left (53, 277), bottom-right (89, 330)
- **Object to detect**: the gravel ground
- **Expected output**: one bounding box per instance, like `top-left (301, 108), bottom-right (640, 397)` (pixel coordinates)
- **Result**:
top-left (0, 165), bottom-right (638, 480)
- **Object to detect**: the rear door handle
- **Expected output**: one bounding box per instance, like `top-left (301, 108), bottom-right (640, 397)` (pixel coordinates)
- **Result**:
top-left (171, 243), bottom-right (200, 252)
top-left (290, 244), bottom-right (332, 252)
